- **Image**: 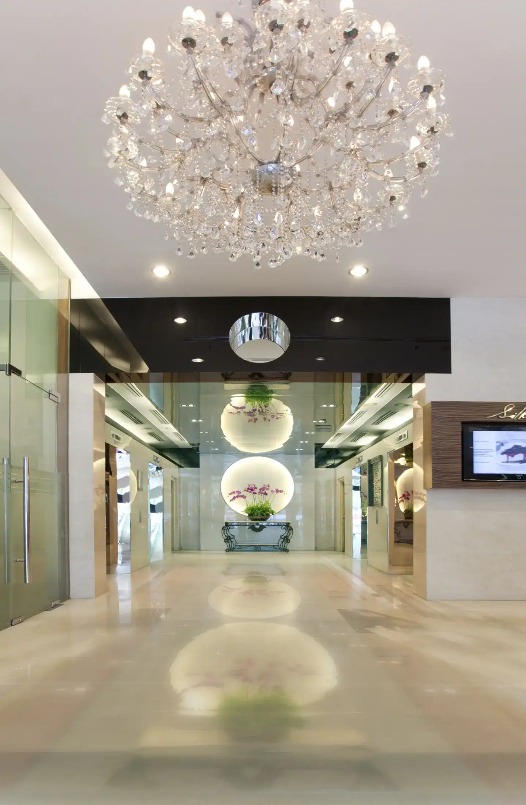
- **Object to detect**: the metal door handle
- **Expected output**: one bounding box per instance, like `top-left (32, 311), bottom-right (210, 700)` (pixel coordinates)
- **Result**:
top-left (22, 458), bottom-right (31, 584)
top-left (2, 457), bottom-right (9, 583)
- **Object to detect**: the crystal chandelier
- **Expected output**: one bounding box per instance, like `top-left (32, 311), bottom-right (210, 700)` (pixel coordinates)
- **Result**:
top-left (103, 0), bottom-right (450, 268)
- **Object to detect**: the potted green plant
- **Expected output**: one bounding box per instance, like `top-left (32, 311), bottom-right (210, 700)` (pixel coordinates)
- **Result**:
top-left (217, 690), bottom-right (304, 743)
top-left (228, 483), bottom-right (286, 521)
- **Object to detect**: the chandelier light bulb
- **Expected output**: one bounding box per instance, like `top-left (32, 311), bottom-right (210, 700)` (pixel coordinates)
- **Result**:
top-left (104, 0), bottom-right (451, 268)
top-left (118, 85), bottom-right (130, 98)
top-left (417, 55), bottom-right (431, 71)
top-left (142, 37), bottom-right (155, 56)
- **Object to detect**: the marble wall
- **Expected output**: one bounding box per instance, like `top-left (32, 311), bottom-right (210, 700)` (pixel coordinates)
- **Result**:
top-left (339, 424), bottom-right (414, 571)
top-left (68, 374), bottom-right (106, 598)
top-left (105, 423), bottom-right (180, 571)
top-left (417, 298), bottom-right (526, 600)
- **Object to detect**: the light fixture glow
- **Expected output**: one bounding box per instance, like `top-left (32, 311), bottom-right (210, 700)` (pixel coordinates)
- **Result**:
top-left (315, 356), bottom-right (325, 361)
top-left (349, 265), bottom-right (369, 278)
top-left (192, 358), bottom-right (204, 363)
top-left (331, 316), bottom-right (344, 323)
top-left (174, 317), bottom-right (187, 324)
top-left (152, 264), bottom-right (170, 278)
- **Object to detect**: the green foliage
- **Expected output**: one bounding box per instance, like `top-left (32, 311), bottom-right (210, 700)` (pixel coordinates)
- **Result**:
top-left (244, 383), bottom-right (274, 408)
top-left (404, 504), bottom-right (414, 519)
top-left (217, 690), bottom-right (304, 742)
top-left (244, 501), bottom-right (274, 519)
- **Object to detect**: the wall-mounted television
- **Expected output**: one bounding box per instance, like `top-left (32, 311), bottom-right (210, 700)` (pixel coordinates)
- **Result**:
top-left (462, 422), bottom-right (526, 481)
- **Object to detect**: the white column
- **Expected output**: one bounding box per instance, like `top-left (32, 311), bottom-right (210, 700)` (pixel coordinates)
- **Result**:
top-left (415, 298), bottom-right (526, 600)
top-left (68, 374), bottom-right (107, 598)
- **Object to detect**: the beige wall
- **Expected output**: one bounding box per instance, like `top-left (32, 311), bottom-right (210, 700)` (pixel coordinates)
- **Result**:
top-left (415, 298), bottom-right (526, 600)
top-left (68, 374), bottom-right (106, 598)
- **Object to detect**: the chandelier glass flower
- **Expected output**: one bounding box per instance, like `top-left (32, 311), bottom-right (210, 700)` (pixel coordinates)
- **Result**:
top-left (103, 0), bottom-right (451, 268)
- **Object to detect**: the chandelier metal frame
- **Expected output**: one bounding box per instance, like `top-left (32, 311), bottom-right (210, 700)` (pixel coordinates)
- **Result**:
top-left (104, 0), bottom-right (451, 267)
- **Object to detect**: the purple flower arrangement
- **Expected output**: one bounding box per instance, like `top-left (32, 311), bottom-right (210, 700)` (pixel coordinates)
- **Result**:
top-left (228, 483), bottom-right (286, 519)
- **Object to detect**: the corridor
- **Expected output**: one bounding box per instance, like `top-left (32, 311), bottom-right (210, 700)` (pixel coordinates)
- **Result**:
top-left (0, 553), bottom-right (526, 804)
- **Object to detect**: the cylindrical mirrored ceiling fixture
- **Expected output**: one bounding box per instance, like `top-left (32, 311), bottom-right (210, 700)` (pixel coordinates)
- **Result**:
top-left (229, 312), bottom-right (290, 363)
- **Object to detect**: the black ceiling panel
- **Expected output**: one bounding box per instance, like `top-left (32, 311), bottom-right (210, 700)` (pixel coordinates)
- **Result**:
top-left (98, 296), bottom-right (451, 374)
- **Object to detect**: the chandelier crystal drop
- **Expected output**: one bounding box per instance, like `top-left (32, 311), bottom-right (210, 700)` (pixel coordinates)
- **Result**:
top-left (103, 0), bottom-right (451, 268)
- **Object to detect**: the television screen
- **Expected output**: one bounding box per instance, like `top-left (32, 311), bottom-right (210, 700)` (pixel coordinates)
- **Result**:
top-left (462, 423), bottom-right (526, 481)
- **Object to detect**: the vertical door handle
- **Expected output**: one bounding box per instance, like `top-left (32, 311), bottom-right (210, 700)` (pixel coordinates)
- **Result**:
top-left (22, 457), bottom-right (31, 584)
top-left (2, 457), bottom-right (9, 583)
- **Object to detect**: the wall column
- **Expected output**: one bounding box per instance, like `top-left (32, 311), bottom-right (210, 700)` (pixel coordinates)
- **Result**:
top-left (68, 374), bottom-right (107, 598)
top-left (414, 298), bottom-right (526, 600)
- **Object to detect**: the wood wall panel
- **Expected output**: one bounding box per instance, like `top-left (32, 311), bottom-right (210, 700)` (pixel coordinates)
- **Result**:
top-left (424, 401), bottom-right (526, 489)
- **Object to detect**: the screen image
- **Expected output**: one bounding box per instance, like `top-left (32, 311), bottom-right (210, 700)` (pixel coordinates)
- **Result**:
top-left (472, 430), bottom-right (526, 475)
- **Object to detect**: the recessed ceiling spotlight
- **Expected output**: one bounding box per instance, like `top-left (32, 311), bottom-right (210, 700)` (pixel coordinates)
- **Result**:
top-left (315, 356), bottom-right (325, 361)
top-left (152, 264), bottom-right (170, 278)
top-left (349, 264), bottom-right (369, 278)
top-left (192, 358), bottom-right (204, 363)
top-left (331, 316), bottom-right (344, 323)
top-left (174, 317), bottom-right (187, 324)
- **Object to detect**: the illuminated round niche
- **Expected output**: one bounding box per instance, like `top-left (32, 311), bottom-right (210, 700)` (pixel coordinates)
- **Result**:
top-left (208, 576), bottom-right (301, 619)
top-left (170, 622), bottom-right (338, 715)
top-left (396, 467), bottom-right (424, 513)
top-left (220, 457), bottom-right (294, 514)
top-left (221, 395), bottom-right (293, 453)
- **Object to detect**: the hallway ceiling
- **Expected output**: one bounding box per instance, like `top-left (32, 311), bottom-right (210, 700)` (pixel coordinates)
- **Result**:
top-left (0, 0), bottom-right (524, 298)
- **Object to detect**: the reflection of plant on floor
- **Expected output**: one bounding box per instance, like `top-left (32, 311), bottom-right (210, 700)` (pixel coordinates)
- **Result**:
top-left (244, 573), bottom-right (269, 585)
top-left (217, 690), bottom-right (304, 742)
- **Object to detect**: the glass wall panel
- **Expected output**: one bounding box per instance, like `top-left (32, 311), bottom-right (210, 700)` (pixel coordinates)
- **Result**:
top-left (0, 196), bottom-right (68, 630)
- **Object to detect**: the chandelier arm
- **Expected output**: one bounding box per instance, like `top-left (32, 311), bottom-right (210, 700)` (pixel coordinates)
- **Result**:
top-left (292, 43), bottom-right (351, 103)
top-left (365, 133), bottom-right (434, 168)
top-left (355, 65), bottom-right (395, 119)
top-left (147, 84), bottom-right (220, 124)
top-left (190, 56), bottom-right (265, 165)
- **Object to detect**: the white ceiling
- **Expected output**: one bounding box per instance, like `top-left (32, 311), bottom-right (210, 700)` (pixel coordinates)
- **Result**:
top-left (0, 0), bottom-right (524, 299)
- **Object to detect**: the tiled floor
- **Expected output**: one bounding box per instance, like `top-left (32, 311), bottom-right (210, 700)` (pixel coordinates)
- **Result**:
top-left (1, 552), bottom-right (526, 804)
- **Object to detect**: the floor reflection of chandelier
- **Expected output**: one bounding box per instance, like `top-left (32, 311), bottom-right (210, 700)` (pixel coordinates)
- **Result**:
top-left (104, 0), bottom-right (450, 268)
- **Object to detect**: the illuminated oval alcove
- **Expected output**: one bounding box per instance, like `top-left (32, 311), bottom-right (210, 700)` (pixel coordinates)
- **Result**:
top-left (170, 622), bottom-right (338, 714)
top-left (221, 395), bottom-right (293, 453)
top-left (220, 456), bottom-right (294, 515)
top-left (396, 467), bottom-right (424, 513)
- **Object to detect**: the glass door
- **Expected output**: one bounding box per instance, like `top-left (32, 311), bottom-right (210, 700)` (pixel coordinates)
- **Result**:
top-left (0, 370), bottom-right (61, 627)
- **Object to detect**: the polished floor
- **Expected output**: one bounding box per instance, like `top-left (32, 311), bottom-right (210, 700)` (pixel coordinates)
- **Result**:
top-left (1, 553), bottom-right (526, 804)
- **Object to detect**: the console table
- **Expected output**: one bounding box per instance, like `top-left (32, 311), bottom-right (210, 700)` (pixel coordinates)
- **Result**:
top-left (222, 521), bottom-right (293, 552)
